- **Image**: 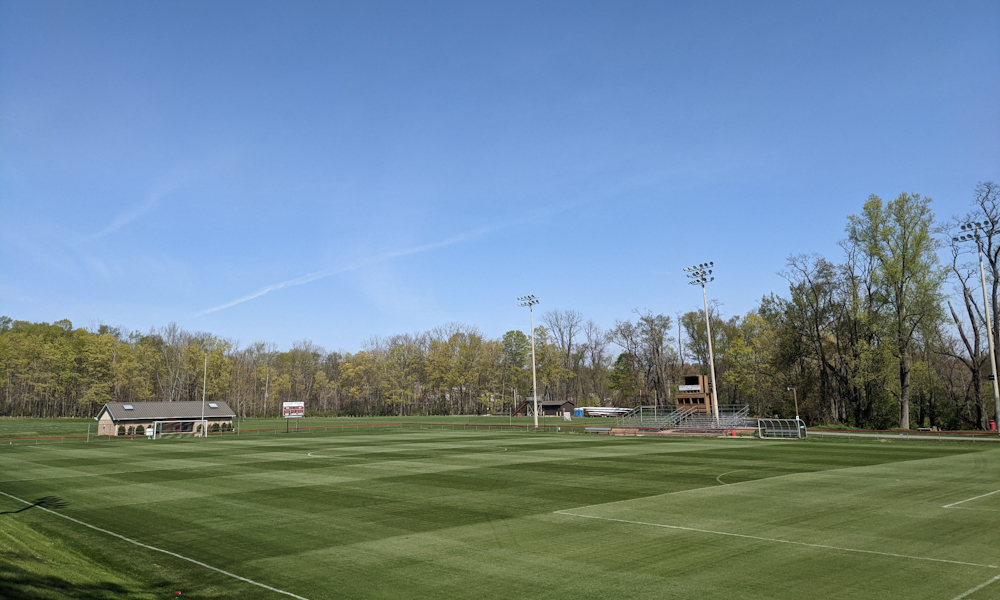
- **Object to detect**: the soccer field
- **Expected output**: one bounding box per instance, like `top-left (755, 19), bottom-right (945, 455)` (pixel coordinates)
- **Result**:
top-left (1, 428), bottom-right (998, 600)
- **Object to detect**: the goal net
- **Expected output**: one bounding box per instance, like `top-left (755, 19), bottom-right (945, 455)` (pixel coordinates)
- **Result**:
top-left (758, 418), bottom-right (807, 439)
top-left (152, 420), bottom-right (209, 439)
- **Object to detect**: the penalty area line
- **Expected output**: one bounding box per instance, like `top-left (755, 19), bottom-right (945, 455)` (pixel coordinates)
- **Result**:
top-left (556, 472), bottom-right (802, 513)
top-left (554, 511), bottom-right (999, 570)
top-left (943, 488), bottom-right (1000, 509)
top-left (0, 489), bottom-right (311, 600)
top-left (951, 573), bottom-right (1000, 600)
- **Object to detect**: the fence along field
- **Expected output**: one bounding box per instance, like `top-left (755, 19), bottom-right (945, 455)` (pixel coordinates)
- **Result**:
top-left (0, 428), bottom-right (998, 600)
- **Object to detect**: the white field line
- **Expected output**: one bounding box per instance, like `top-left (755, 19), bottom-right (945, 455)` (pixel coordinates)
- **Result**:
top-left (553, 511), bottom-right (999, 570)
top-left (0, 489), bottom-right (311, 600)
top-left (943, 488), bottom-right (1000, 509)
top-left (559, 471), bottom-right (806, 513)
top-left (950, 573), bottom-right (1000, 600)
top-left (308, 445), bottom-right (508, 459)
top-left (715, 470), bottom-right (740, 485)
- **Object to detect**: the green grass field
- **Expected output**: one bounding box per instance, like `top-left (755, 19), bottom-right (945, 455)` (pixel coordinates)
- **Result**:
top-left (1, 427), bottom-right (998, 599)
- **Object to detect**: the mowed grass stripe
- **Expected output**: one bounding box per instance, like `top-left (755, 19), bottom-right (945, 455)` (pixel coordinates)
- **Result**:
top-left (1, 430), bottom-right (993, 599)
top-left (0, 488), bottom-right (312, 599)
top-left (552, 511), bottom-right (998, 568)
top-left (557, 448), bottom-right (1000, 570)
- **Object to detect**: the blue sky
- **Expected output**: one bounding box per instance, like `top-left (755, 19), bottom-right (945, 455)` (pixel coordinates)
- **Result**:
top-left (1, 0), bottom-right (998, 351)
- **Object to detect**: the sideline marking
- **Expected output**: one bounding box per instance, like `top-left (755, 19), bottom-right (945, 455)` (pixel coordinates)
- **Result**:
top-left (951, 573), bottom-right (1000, 600)
top-left (943, 488), bottom-right (1000, 509)
top-left (554, 511), bottom-right (999, 570)
top-left (0, 490), bottom-right (311, 600)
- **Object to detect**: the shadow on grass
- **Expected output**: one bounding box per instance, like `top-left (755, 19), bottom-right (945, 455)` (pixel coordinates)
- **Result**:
top-left (0, 562), bottom-right (162, 600)
top-left (0, 497), bottom-right (68, 515)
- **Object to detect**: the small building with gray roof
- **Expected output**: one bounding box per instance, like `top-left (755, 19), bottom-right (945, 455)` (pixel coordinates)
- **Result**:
top-left (95, 401), bottom-right (236, 436)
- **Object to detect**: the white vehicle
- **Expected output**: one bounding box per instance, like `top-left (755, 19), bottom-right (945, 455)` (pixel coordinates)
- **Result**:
top-left (581, 407), bottom-right (631, 417)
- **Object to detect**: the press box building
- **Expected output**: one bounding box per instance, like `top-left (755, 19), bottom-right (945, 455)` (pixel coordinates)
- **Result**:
top-left (674, 375), bottom-right (717, 414)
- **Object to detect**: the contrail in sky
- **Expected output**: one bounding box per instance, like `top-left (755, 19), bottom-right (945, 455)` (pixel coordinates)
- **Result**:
top-left (84, 174), bottom-right (194, 242)
top-left (87, 194), bottom-right (161, 241)
top-left (195, 228), bottom-right (491, 316)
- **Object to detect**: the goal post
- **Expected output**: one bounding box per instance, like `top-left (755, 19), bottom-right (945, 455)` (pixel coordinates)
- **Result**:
top-left (152, 419), bottom-right (209, 439)
top-left (758, 418), bottom-right (807, 439)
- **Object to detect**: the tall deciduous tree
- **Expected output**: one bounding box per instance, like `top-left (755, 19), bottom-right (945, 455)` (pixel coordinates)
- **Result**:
top-left (847, 193), bottom-right (945, 428)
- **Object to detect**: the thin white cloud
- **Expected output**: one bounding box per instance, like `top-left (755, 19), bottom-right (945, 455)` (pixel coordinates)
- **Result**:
top-left (195, 228), bottom-right (492, 316)
top-left (86, 194), bottom-right (161, 241)
top-left (84, 173), bottom-right (195, 243)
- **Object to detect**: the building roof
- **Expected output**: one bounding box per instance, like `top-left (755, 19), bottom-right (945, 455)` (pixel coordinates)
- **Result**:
top-left (96, 401), bottom-right (236, 422)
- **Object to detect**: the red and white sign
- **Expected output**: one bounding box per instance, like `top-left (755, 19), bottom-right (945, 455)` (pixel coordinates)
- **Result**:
top-left (282, 402), bottom-right (305, 418)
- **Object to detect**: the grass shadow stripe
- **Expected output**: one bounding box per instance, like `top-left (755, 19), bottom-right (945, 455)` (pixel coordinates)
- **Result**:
top-left (553, 510), bottom-right (1000, 570)
top-left (0, 489), bottom-right (312, 600)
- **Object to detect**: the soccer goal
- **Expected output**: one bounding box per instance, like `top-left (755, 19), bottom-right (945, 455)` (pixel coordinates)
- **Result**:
top-left (152, 420), bottom-right (209, 439)
top-left (758, 418), bottom-right (807, 439)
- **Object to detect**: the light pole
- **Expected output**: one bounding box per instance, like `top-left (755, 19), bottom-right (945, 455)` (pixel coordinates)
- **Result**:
top-left (683, 262), bottom-right (719, 422)
top-left (201, 350), bottom-right (208, 437)
top-left (787, 386), bottom-right (799, 420)
top-left (954, 221), bottom-right (1000, 434)
top-left (518, 295), bottom-right (540, 429)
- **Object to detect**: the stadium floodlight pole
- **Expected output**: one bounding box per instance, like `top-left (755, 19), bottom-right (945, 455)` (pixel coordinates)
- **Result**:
top-left (518, 295), bottom-right (540, 429)
top-left (787, 387), bottom-right (799, 421)
top-left (954, 221), bottom-right (1000, 434)
top-left (683, 262), bottom-right (719, 422)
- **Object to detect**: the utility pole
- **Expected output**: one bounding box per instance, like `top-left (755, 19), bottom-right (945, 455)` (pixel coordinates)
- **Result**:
top-left (518, 295), bottom-right (540, 428)
top-left (787, 386), bottom-right (799, 420)
top-left (684, 263), bottom-right (719, 422)
top-left (201, 351), bottom-right (208, 437)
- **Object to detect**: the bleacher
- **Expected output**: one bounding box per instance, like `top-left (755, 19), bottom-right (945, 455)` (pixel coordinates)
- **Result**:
top-left (614, 404), bottom-right (752, 433)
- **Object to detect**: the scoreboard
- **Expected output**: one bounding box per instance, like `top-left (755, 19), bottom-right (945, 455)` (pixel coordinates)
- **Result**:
top-left (282, 401), bottom-right (305, 418)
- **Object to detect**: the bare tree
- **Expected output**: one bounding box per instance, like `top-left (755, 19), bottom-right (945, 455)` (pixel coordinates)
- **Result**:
top-left (542, 309), bottom-right (583, 365)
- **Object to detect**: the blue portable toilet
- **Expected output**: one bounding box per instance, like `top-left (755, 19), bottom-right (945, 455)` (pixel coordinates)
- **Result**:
top-left (573, 408), bottom-right (584, 417)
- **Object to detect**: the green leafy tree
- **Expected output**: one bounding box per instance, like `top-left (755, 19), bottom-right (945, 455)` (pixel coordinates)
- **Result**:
top-left (609, 353), bottom-right (640, 402)
top-left (847, 193), bottom-right (945, 428)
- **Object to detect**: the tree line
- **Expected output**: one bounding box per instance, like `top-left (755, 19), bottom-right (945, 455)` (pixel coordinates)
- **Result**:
top-left (1, 183), bottom-right (998, 430)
